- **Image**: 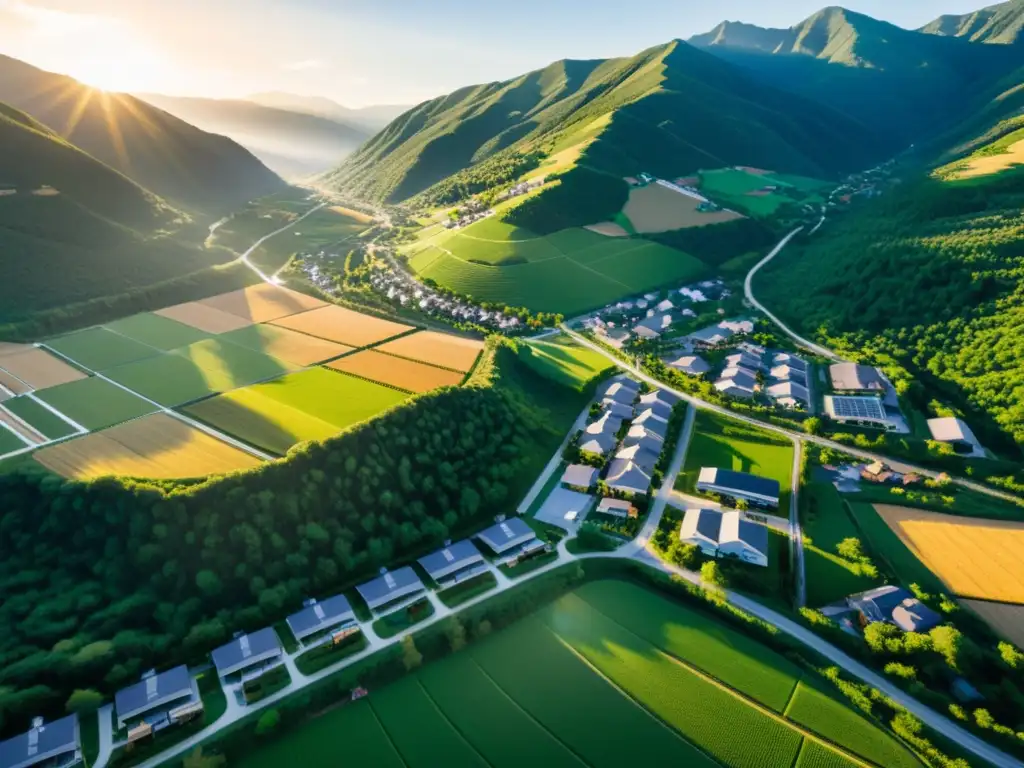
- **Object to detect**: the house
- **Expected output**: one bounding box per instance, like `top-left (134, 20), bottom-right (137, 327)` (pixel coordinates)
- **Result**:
top-left (603, 379), bottom-right (639, 405)
top-left (688, 325), bottom-right (732, 348)
top-left (769, 364), bottom-right (807, 385)
top-left (286, 595), bottom-right (356, 643)
top-left (601, 399), bottom-right (633, 420)
top-left (579, 431), bottom-right (618, 456)
top-left (861, 461), bottom-right (895, 483)
top-left (616, 434), bottom-right (662, 472)
top-left (634, 313), bottom-right (673, 339)
top-left (605, 459), bottom-right (652, 496)
top-left (824, 395), bottom-right (893, 430)
top-left (477, 517), bottom-right (536, 555)
top-left (927, 417), bottom-right (983, 455)
top-left (115, 665), bottom-right (199, 730)
top-left (631, 409), bottom-right (669, 440)
top-left (715, 378), bottom-right (756, 399)
top-left (765, 381), bottom-right (809, 408)
top-left (596, 498), bottom-right (637, 518)
top-left (599, 326), bottom-right (631, 349)
top-left (0, 716), bottom-right (81, 768)
top-left (636, 390), bottom-right (678, 420)
top-left (418, 540), bottom-right (485, 585)
top-left (847, 586), bottom-right (942, 633)
top-left (830, 363), bottom-right (885, 393)
top-left (772, 352), bottom-right (807, 370)
top-left (356, 567), bottom-right (425, 612)
top-left (655, 298), bottom-right (674, 313)
top-left (679, 508), bottom-right (769, 566)
top-left (666, 355), bottom-right (710, 376)
top-left (719, 319), bottom-right (754, 335)
top-left (562, 464), bottom-right (599, 490)
top-left (211, 628), bottom-right (283, 679)
top-left (696, 467), bottom-right (780, 508)
top-left (724, 351), bottom-right (763, 372)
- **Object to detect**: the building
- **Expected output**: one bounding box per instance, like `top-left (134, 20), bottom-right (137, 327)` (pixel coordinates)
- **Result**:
top-left (605, 459), bottom-right (652, 496)
top-left (696, 467), bottom-right (780, 508)
top-left (599, 326), bottom-right (631, 349)
top-left (830, 363), bottom-right (885, 393)
top-left (655, 298), bottom-right (675, 313)
top-left (561, 464), bottom-right (598, 490)
top-left (115, 666), bottom-right (199, 730)
top-left (286, 595), bottom-right (356, 644)
top-left (600, 399), bottom-right (633, 419)
top-left (824, 395), bottom-right (893, 430)
top-left (603, 380), bottom-right (639, 406)
top-left (596, 498), bottom-right (637, 518)
top-left (617, 434), bottom-right (662, 471)
top-left (636, 390), bottom-right (678, 420)
top-left (665, 355), bottom-right (710, 376)
top-left (477, 517), bottom-right (536, 555)
top-left (765, 381), bottom-right (809, 409)
top-left (772, 352), bottom-right (807, 370)
top-left (927, 417), bottom-right (983, 455)
top-left (634, 313), bottom-right (673, 339)
top-left (579, 431), bottom-right (618, 456)
top-left (847, 586), bottom-right (942, 633)
top-left (418, 540), bottom-right (486, 586)
top-left (211, 628), bottom-right (283, 679)
top-left (679, 509), bottom-right (769, 566)
top-left (724, 351), bottom-right (763, 371)
top-left (356, 567), bottom-right (425, 612)
top-left (769, 364), bottom-right (807, 385)
top-left (715, 368), bottom-right (758, 399)
top-left (719, 319), bottom-right (754, 335)
top-left (0, 716), bottom-right (80, 768)
top-left (688, 324), bottom-right (733, 348)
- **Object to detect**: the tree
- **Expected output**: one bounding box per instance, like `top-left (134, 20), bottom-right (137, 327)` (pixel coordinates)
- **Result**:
top-left (804, 417), bottom-right (823, 436)
top-left (401, 636), bottom-right (423, 671)
top-left (255, 709), bottom-right (280, 736)
top-left (836, 537), bottom-right (866, 562)
top-left (65, 689), bottom-right (103, 714)
top-left (183, 748), bottom-right (226, 768)
top-left (701, 561), bottom-right (728, 589)
top-left (446, 618), bottom-right (467, 653)
top-left (999, 641), bottom-right (1024, 670)
top-left (475, 619), bottom-right (493, 639)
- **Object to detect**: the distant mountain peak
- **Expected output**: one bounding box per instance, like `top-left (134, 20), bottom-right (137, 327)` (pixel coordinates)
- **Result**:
top-left (920, 0), bottom-right (1024, 44)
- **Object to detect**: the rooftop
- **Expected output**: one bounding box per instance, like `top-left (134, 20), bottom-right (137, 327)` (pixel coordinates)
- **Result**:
top-left (211, 627), bottom-right (282, 676)
top-left (666, 355), bottom-right (710, 375)
top-left (561, 464), bottom-right (598, 488)
top-left (927, 417), bottom-right (979, 446)
top-left (418, 540), bottom-right (484, 581)
top-left (356, 566), bottom-right (425, 610)
top-left (680, 508), bottom-right (723, 543)
top-left (286, 595), bottom-right (355, 641)
top-left (477, 517), bottom-right (536, 554)
top-left (825, 395), bottom-right (887, 422)
top-left (115, 665), bottom-right (192, 725)
top-left (830, 363), bottom-right (885, 392)
top-left (0, 716), bottom-right (79, 768)
top-left (697, 467), bottom-right (780, 500)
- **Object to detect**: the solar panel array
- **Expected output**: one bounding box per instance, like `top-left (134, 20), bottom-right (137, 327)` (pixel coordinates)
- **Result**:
top-left (828, 396), bottom-right (886, 420)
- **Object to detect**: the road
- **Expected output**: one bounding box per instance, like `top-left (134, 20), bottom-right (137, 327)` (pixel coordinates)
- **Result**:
top-left (235, 202), bottom-right (328, 284)
top-left (790, 439), bottom-right (806, 607)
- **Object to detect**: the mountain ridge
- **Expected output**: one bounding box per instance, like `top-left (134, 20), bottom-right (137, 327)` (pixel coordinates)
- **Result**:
top-left (920, 1), bottom-right (1024, 44)
top-left (247, 91), bottom-right (413, 130)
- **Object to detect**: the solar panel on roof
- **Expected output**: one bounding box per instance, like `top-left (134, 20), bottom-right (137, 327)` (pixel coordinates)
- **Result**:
top-left (442, 549), bottom-right (454, 562)
top-left (384, 572), bottom-right (397, 589)
top-left (240, 635), bottom-right (251, 658)
top-left (146, 676), bottom-right (158, 701)
top-left (830, 396), bottom-right (885, 420)
top-left (499, 522), bottom-right (512, 537)
top-left (313, 604), bottom-right (325, 620)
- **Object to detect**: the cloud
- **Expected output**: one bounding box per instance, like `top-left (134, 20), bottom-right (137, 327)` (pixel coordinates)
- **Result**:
top-left (283, 59), bottom-right (326, 71)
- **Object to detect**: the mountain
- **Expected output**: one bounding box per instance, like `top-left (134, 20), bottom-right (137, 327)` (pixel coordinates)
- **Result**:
top-left (0, 54), bottom-right (284, 213)
top-left (689, 7), bottom-right (1022, 147)
top-left (323, 39), bottom-right (884, 206)
top-left (921, 1), bottom-right (1024, 45)
top-left (247, 92), bottom-right (413, 131)
top-left (136, 93), bottom-right (371, 179)
top-left (0, 102), bottom-right (232, 322)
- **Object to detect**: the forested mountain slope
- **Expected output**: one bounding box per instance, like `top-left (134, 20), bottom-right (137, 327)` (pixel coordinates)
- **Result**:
top-left (0, 54), bottom-right (284, 213)
top-left (921, 1), bottom-right (1024, 45)
top-left (323, 40), bottom-right (883, 205)
top-left (689, 7), bottom-right (1022, 147)
top-left (0, 102), bottom-right (232, 323)
top-left (136, 94), bottom-right (371, 178)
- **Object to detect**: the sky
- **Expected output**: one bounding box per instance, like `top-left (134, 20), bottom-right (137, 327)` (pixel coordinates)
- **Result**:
top-left (0, 0), bottom-right (987, 107)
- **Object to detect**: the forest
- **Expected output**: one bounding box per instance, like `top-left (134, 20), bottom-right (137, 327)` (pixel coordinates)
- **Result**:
top-left (0, 344), bottom-right (586, 736)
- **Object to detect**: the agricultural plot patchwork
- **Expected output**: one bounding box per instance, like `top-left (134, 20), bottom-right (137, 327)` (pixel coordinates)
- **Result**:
top-left (271, 304), bottom-right (413, 348)
top-left (218, 324), bottom-right (353, 367)
top-left (155, 301), bottom-right (253, 334)
top-left (103, 312), bottom-right (212, 351)
top-left (0, 346), bottom-right (87, 390)
top-left (198, 283), bottom-right (326, 323)
top-left (35, 377), bottom-right (157, 431)
top-left (699, 168), bottom-right (829, 219)
top-left (521, 334), bottom-right (613, 391)
top-left (0, 426), bottom-right (24, 454)
top-left (3, 396), bottom-right (78, 440)
top-left (46, 327), bottom-right (160, 371)
top-left (375, 330), bottom-right (483, 373)
top-left (621, 183), bottom-right (743, 232)
top-left (328, 350), bottom-right (465, 394)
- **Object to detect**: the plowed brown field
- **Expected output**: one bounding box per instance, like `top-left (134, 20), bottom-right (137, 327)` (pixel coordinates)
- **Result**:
top-left (199, 284), bottom-right (326, 323)
top-left (327, 350), bottom-right (463, 393)
top-left (375, 331), bottom-right (483, 373)
top-left (272, 305), bottom-right (413, 348)
top-left (156, 301), bottom-right (253, 333)
top-left (0, 348), bottom-right (87, 390)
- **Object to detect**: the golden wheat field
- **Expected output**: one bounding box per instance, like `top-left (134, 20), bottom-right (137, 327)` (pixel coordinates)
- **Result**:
top-left (272, 304), bottom-right (412, 348)
top-left (327, 350), bottom-right (464, 394)
top-left (875, 504), bottom-right (1024, 604)
top-left (199, 284), bottom-right (326, 323)
top-left (35, 413), bottom-right (262, 479)
top-left (375, 330), bottom-right (483, 373)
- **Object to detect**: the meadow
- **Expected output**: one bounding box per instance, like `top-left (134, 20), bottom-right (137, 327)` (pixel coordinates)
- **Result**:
top-left (698, 168), bottom-right (827, 219)
top-left (520, 334), bottom-right (613, 391)
top-left (0, 426), bottom-right (24, 455)
top-left (620, 183), bottom-right (743, 232)
top-left (103, 312), bottom-right (212, 351)
top-left (46, 327), bottom-right (161, 371)
top-left (246, 206), bottom-right (372, 274)
top-left (238, 579), bottom-right (919, 768)
top-left (185, 367), bottom-right (410, 455)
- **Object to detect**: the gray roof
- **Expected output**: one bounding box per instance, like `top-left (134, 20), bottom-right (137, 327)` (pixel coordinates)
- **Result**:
top-left (681, 508), bottom-right (723, 543)
top-left (766, 381), bottom-right (809, 402)
top-left (601, 399), bottom-right (633, 419)
top-left (579, 431), bottom-right (617, 456)
top-left (477, 517), bottom-right (536, 554)
top-left (771, 353), bottom-right (807, 371)
top-left (697, 468), bottom-right (780, 501)
top-left (606, 459), bottom-right (652, 495)
top-left (830, 363), bottom-right (884, 391)
top-left (724, 352), bottom-right (762, 371)
top-left (0, 716), bottom-right (79, 768)
top-left (635, 313), bottom-right (673, 335)
top-left (689, 325), bottom-right (733, 345)
top-left (849, 586), bottom-right (941, 633)
top-left (115, 665), bottom-right (192, 726)
top-left (286, 594), bottom-right (355, 641)
top-left (666, 355), bottom-right (710, 375)
top-left (418, 540), bottom-right (484, 581)
top-left (356, 566), bottom-right (425, 610)
top-left (211, 627), bottom-right (282, 676)
top-left (632, 410), bottom-right (669, 439)
top-left (720, 512), bottom-right (769, 557)
top-left (927, 417), bottom-right (978, 445)
top-left (716, 370), bottom-right (757, 391)
top-left (602, 382), bottom-right (637, 405)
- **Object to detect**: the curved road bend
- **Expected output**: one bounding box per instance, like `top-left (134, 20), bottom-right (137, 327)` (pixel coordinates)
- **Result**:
top-left (236, 202), bottom-right (328, 284)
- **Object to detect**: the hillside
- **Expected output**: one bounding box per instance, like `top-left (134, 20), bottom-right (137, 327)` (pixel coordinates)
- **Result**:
top-left (689, 6), bottom-right (1022, 147)
top-left (0, 54), bottom-right (284, 213)
top-left (247, 92), bottom-right (412, 131)
top-left (323, 40), bottom-right (883, 206)
top-left (921, 1), bottom-right (1024, 45)
top-left (0, 102), bottom-right (234, 323)
top-left (136, 94), bottom-right (371, 179)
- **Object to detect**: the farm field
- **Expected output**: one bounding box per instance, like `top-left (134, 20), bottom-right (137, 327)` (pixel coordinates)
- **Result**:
top-left (328, 350), bottom-right (464, 393)
top-left (185, 368), bottom-right (409, 455)
top-left (845, 502), bottom-right (946, 595)
top-left (247, 207), bottom-right (372, 274)
top-left (237, 580), bottom-right (917, 768)
top-left (2, 396), bottom-right (78, 440)
top-left (46, 327), bottom-right (160, 371)
top-left (103, 312), bottom-right (212, 351)
top-left (406, 223), bottom-right (705, 314)
top-left (218, 324), bottom-right (353, 366)
top-left (961, 600), bottom-right (1024, 648)
top-left (375, 330), bottom-right (483, 373)
top-left (271, 304), bottom-right (413, 348)
top-left (198, 283), bottom-right (326, 323)
top-left (0, 425), bottom-right (25, 454)
top-left (0, 346), bottom-right (87, 390)
top-left (621, 183), bottom-right (743, 232)
top-left (521, 334), bottom-right (613, 391)
top-left (699, 168), bottom-right (826, 219)
top-left (676, 411), bottom-right (794, 509)
top-left (155, 301), bottom-right (253, 334)
top-left (0, 367), bottom-right (30, 395)
top-left (873, 504), bottom-right (1024, 604)
top-left (33, 413), bottom-right (262, 480)
top-left (104, 339), bottom-right (297, 407)
top-left (937, 127), bottom-right (1024, 182)
top-left (35, 376), bottom-right (157, 431)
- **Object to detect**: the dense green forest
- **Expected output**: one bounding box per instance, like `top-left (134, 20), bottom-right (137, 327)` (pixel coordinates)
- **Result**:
top-left (0, 344), bottom-right (585, 735)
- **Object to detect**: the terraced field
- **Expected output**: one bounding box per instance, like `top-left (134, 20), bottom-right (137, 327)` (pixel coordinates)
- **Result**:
top-left (521, 334), bottom-right (613, 391)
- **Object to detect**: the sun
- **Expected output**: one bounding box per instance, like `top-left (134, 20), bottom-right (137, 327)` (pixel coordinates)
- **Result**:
top-left (67, 37), bottom-right (173, 93)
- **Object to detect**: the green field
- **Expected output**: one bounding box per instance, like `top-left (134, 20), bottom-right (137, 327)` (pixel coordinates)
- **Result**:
top-left (803, 482), bottom-right (885, 606)
top-left (406, 223), bottom-right (704, 314)
top-left (699, 168), bottom-right (825, 219)
top-left (104, 312), bottom-right (212, 351)
top-left (846, 501), bottom-right (947, 594)
top-left (676, 411), bottom-right (794, 509)
top-left (520, 334), bottom-right (613, 391)
top-left (0, 425), bottom-right (25, 454)
top-left (46, 327), bottom-right (161, 371)
top-left (35, 377), bottom-right (157, 431)
top-left (104, 339), bottom-right (297, 407)
top-left (238, 580), bottom-right (919, 768)
top-left (185, 367), bottom-right (410, 455)
top-left (3, 395), bottom-right (78, 439)
top-left (248, 207), bottom-right (371, 273)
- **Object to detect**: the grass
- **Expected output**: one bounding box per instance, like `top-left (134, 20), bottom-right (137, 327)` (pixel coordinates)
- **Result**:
top-left (104, 339), bottom-right (297, 407)
top-left (802, 482), bottom-right (884, 606)
top-left (46, 327), bottom-right (161, 371)
top-left (520, 334), bottom-right (613, 391)
top-left (185, 367), bottom-right (410, 455)
top-left (247, 206), bottom-right (369, 274)
top-left (80, 709), bottom-right (99, 767)
top-left (243, 665), bottom-right (291, 705)
top-left (436, 571), bottom-right (498, 608)
top-left (104, 313), bottom-right (211, 351)
top-left (676, 411), bottom-right (794, 510)
top-left (0, 424), bottom-right (27, 454)
top-left (35, 376), bottom-right (157, 431)
top-left (796, 741), bottom-right (861, 768)
top-left (3, 395), bottom-right (78, 439)
top-left (846, 501), bottom-right (947, 594)
top-left (371, 597), bottom-right (435, 639)
top-left (295, 632), bottom-right (368, 675)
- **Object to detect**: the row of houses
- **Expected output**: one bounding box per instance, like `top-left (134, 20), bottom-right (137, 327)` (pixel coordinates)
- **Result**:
top-left (713, 347), bottom-right (810, 409)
